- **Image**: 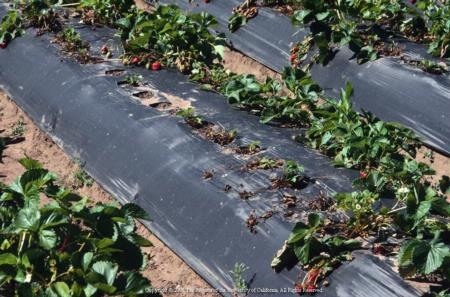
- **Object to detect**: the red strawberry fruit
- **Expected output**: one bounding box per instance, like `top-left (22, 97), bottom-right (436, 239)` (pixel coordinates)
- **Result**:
top-left (100, 45), bottom-right (109, 54)
top-left (151, 61), bottom-right (162, 71)
top-left (373, 244), bottom-right (386, 255)
top-left (204, 0), bottom-right (210, 3)
top-left (0, 42), bottom-right (7, 49)
top-left (131, 56), bottom-right (141, 64)
top-left (306, 284), bottom-right (317, 292)
top-left (290, 54), bottom-right (297, 62)
top-left (58, 236), bottom-right (70, 252)
top-left (359, 171), bottom-right (368, 179)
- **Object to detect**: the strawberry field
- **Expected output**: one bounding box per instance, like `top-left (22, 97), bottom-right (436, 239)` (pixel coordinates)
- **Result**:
top-left (0, 0), bottom-right (449, 296)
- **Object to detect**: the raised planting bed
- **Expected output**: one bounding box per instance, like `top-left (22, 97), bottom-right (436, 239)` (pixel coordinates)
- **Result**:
top-left (157, 0), bottom-right (450, 156)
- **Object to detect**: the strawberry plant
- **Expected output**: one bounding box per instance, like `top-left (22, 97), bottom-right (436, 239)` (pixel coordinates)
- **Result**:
top-left (307, 82), bottom-right (420, 169)
top-left (117, 5), bottom-right (225, 74)
top-left (54, 27), bottom-right (96, 63)
top-left (219, 67), bottom-right (319, 126)
top-left (11, 117), bottom-right (26, 138)
top-left (58, 27), bottom-right (85, 51)
top-left (398, 232), bottom-right (450, 278)
top-left (0, 159), bottom-right (153, 296)
top-left (419, 0), bottom-right (450, 58)
top-left (0, 1), bottom-right (63, 47)
top-left (205, 127), bottom-right (237, 146)
top-left (21, 0), bottom-right (62, 34)
top-left (335, 190), bottom-right (379, 235)
top-left (80, 0), bottom-right (134, 26)
top-left (0, 11), bottom-right (24, 47)
top-left (73, 160), bottom-right (94, 188)
top-left (228, 13), bottom-right (248, 33)
top-left (283, 160), bottom-right (304, 184)
top-left (123, 74), bottom-right (143, 86)
top-left (257, 157), bottom-right (283, 170)
top-left (236, 141), bottom-right (261, 155)
top-left (272, 214), bottom-right (361, 289)
top-left (189, 64), bottom-right (232, 90)
top-left (419, 59), bottom-right (448, 74)
top-left (244, 157), bottom-right (283, 171)
top-left (228, 0), bottom-right (258, 32)
top-left (176, 107), bottom-right (205, 128)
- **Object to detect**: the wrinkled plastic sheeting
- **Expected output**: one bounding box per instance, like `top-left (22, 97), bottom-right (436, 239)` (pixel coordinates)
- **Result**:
top-left (0, 4), bottom-right (419, 297)
top-left (157, 0), bottom-right (450, 156)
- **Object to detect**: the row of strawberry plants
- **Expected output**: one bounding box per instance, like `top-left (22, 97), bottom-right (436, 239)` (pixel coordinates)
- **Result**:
top-left (0, 158), bottom-right (153, 296)
top-left (228, 0), bottom-right (450, 68)
top-left (288, 0), bottom-right (450, 65)
top-left (1, 1), bottom-right (449, 295)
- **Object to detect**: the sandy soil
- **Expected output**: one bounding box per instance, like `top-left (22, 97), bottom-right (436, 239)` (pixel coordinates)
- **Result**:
top-left (222, 48), bottom-right (281, 82)
top-left (0, 92), bottom-right (219, 297)
top-left (416, 147), bottom-right (450, 201)
top-left (417, 147), bottom-right (450, 178)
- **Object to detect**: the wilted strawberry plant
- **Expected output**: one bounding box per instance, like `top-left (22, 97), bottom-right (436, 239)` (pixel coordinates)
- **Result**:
top-left (80, 0), bottom-right (134, 26)
top-left (272, 213), bottom-right (361, 291)
top-left (228, 0), bottom-right (258, 33)
top-left (54, 27), bottom-right (97, 63)
top-left (0, 159), bottom-right (153, 296)
top-left (21, 0), bottom-right (62, 34)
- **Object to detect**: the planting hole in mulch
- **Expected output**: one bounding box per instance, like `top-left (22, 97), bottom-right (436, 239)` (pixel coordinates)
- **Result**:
top-left (182, 116), bottom-right (238, 146)
top-left (239, 190), bottom-right (255, 200)
top-left (243, 157), bottom-right (284, 171)
top-left (270, 175), bottom-right (311, 190)
top-left (246, 210), bottom-right (259, 234)
top-left (282, 193), bottom-right (298, 208)
top-left (149, 101), bottom-right (172, 110)
top-left (133, 90), bottom-right (154, 100)
top-left (198, 125), bottom-right (237, 146)
top-left (105, 69), bottom-right (125, 76)
top-left (308, 191), bottom-right (336, 211)
top-left (233, 142), bottom-right (263, 155)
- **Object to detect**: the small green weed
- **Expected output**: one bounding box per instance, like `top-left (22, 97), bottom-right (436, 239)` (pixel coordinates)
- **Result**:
top-left (74, 159), bottom-right (94, 188)
top-left (11, 117), bottom-right (26, 137)
top-left (230, 262), bottom-right (249, 294)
